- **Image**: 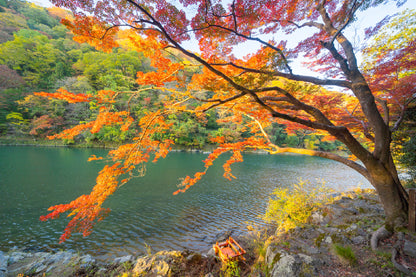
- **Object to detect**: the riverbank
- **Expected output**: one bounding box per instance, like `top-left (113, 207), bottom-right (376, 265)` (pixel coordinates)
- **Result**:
top-left (1, 189), bottom-right (415, 277)
top-left (0, 136), bottom-right (218, 152)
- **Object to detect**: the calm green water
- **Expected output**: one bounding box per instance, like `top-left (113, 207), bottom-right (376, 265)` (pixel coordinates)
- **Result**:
top-left (0, 146), bottom-right (370, 260)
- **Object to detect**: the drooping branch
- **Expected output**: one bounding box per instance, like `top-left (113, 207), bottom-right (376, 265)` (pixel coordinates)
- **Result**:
top-left (246, 113), bottom-right (370, 180)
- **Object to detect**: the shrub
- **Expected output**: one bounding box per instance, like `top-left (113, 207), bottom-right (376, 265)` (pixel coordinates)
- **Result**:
top-left (263, 180), bottom-right (334, 233)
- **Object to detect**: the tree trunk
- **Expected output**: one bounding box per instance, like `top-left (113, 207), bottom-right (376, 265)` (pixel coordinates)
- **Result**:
top-left (367, 162), bottom-right (408, 231)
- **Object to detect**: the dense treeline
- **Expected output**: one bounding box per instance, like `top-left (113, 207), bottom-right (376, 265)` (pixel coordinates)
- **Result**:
top-left (0, 0), bottom-right (372, 153)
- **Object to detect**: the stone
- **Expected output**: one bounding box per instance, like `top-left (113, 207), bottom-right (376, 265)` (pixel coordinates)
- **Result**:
top-left (186, 253), bottom-right (202, 263)
top-left (0, 251), bottom-right (7, 277)
top-left (134, 256), bottom-right (170, 276)
top-left (265, 243), bottom-right (286, 267)
top-left (27, 261), bottom-right (46, 274)
top-left (270, 253), bottom-right (320, 277)
top-left (8, 252), bottom-right (28, 264)
top-left (114, 255), bottom-right (134, 264)
top-left (351, 236), bottom-right (366, 245)
top-left (403, 240), bottom-right (416, 259)
top-left (132, 251), bottom-right (181, 276)
top-left (47, 251), bottom-right (73, 266)
top-left (79, 254), bottom-right (95, 268)
top-left (303, 245), bottom-right (320, 255)
top-left (346, 224), bottom-right (358, 232)
top-left (206, 248), bottom-right (216, 257)
top-left (34, 264), bottom-right (47, 273)
top-left (34, 252), bottom-right (50, 259)
top-left (324, 236), bottom-right (333, 244)
top-left (311, 211), bottom-right (325, 225)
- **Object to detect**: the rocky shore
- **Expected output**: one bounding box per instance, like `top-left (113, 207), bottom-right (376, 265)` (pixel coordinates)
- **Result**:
top-left (1, 189), bottom-right (415, 277)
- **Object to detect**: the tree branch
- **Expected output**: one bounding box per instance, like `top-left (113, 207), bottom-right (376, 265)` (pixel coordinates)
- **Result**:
top-left (210, 62), bottom-right (352, 88)
top-left (391, 96), bottom-right (416, 132)
top-left (246, 113), bottom-right (370, 180)
top-left (192, 23), bottom-right (293, 74)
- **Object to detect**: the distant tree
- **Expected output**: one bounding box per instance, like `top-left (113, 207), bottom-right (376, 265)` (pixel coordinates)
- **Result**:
top-left (0, 29), bottom-right (70, 88)
top-left (0, 65), bottom-right (25, 90)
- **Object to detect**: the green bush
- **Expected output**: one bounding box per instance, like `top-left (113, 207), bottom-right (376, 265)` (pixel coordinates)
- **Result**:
top-left (263, 180), bottom-right (334, 233)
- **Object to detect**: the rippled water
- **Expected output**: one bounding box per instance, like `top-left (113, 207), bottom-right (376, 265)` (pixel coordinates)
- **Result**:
top-left (0, 146), bottom-right (370, 260)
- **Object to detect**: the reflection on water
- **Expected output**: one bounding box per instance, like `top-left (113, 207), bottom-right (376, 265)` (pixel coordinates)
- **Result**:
top-left (0, 146), bottom-right (370, 260)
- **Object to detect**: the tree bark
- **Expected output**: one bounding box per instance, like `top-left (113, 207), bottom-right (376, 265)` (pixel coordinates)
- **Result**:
top-left (367, 162), bottom-right (408, 231)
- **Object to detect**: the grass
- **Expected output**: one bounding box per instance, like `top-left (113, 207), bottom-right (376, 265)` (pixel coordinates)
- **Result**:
top-left (332, 243), bottom-right (357, 265)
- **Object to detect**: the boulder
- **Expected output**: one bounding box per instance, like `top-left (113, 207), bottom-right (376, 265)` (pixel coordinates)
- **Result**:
top-left (114, 255), bottom-right (134, 264)
top-left (265, 243), bottom-right (286, 267)
top-left (8, 251), bottom-right (30, 264)
top-left (79, 254), bottom-right (95, 268)
top-left (0, 251), bottom-right (7, 277)
top-left (351, 236), bottom-right (366, 245)
top-left (270, 253), bottom-right (321, 277)
top-left (132, 251), bottom-right (181, 276)
top-left (403, 240), bottom-right (416, 259)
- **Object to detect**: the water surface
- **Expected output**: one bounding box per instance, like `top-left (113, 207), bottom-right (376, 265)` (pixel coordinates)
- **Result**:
top-left (0, 146), bottom-right (370, 260)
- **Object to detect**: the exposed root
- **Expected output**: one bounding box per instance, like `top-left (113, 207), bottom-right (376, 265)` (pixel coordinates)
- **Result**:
top-left (391, 232), bottom-right (416, 276)
top-left (370, 226), bottom-right (392, 251)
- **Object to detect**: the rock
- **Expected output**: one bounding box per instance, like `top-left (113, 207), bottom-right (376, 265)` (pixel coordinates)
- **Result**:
top-left (204, 273), bottom-right (214, 277)
top-left (403, 240), bottom-right (416, 259)
top-left (114, 255), bottom-right (134, 264)
top-left (326, 204), bottom-right (358, 218)
top-left (206, 248), bottom-right (216, 257)
top-left (324, 236), bottom-right (333, 244)
top-left (8, 251), bottom-right (29, 264)
top-left (186, 253), bottom-right (202, 263)
top-left (265, 243), bottom-right (286, 267)
top-left (303, 245), bottom-right (320, 255)
top-left (0, 251), bottom-right (7, 277)
top-left (79, 254), bottom-right (95, 268)
top-left (325, 227), bottom-right (340, 234)
top-left (46, 251), bottom-right (74, 266)
top-left (34, 263), bottom-right (47, 273)
top-left (132, 251), bottom-right (181, 276)
top-left (310, 211), bottom-right (325, 225)
top-left (270, 253), bottom-right (321, 277)
top-left (96, 267), bottom-right (107, 275)
top-left (346, 224), bottom-right (358, 232)
top-left (351, 236), bottom-right (366, 245)
top-left (27, 261), bottom-right (46, 274)
top-left (310, 211), bottom-right (330, 226)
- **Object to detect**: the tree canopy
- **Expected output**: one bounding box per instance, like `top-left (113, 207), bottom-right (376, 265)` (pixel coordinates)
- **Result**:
top-left (30, 0), bottom-right (416, 242)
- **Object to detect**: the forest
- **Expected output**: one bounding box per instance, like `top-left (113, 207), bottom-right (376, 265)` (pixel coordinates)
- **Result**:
top-left (0, 0), bottom-right (346, 152)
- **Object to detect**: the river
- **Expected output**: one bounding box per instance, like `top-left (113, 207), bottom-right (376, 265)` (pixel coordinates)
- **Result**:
top-left (0, 146), bottom-right (370, 260)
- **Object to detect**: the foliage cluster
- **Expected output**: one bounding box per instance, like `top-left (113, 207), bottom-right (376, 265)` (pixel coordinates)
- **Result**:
top-left (263, 180), bottom-right (334, 233)
top-left (0, 0), bottom-right (345, 152)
